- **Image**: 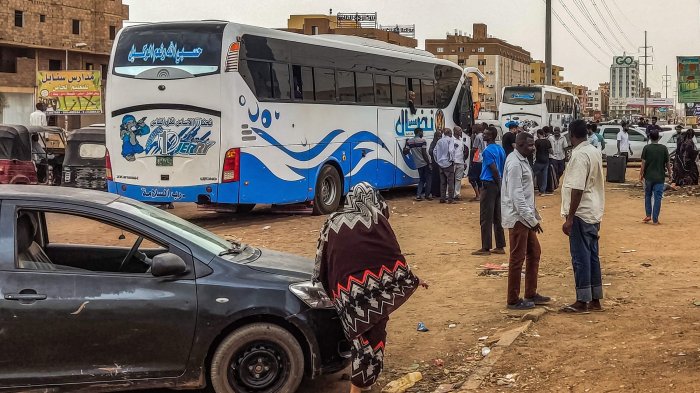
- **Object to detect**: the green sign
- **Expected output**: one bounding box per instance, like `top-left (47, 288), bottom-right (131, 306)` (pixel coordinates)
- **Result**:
top-left (678, 57), bottom-right (700, 103)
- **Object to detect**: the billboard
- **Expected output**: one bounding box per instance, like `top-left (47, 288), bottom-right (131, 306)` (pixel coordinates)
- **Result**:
top-left (677, 57), bottom-right (700, 103)
top-left (37, 71), bottom-right (103, 114)
top-left (625, 98), bottom-right (674, 107)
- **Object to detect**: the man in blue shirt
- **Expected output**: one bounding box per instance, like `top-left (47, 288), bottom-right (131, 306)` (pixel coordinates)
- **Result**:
top-left (473, 126), bottom-right (507, 256)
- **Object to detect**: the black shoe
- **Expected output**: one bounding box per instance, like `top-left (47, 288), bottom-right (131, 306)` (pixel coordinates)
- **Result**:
top-left (507, 299), bottom-right (536, 310)
top-left (439, 199), bottom-right (446, 204)
top-left (447, 200), bottom-right (455, 204)
top-left (426, 196), bottom-right (434, 201)
top-left (525, 294), bottom-right (551, 305)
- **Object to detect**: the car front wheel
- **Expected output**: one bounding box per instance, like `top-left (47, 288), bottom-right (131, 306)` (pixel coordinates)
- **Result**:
top-left (210, 323), bottom-right (304, 393)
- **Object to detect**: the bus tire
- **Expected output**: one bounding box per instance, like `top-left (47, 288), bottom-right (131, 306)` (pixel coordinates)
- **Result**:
top-left (313, 165), bottom-right (342, 215)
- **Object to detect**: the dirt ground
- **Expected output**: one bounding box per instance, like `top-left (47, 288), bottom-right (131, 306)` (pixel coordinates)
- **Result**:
top-left (77, 166), bottom-right (700, 393)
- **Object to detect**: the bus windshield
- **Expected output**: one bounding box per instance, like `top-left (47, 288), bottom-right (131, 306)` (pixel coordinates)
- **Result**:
top-left (113, 23), bottom-right (225, 78)
top-left (502, 87), bottom-right (543, 105)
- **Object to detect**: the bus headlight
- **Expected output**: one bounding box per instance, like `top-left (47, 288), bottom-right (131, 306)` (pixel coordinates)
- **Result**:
top-left (289, 281), bottom-right (334, 309)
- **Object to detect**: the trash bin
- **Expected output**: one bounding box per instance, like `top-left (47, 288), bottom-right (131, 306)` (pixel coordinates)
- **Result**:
top-left (606, 155), bottom-right (627, 183)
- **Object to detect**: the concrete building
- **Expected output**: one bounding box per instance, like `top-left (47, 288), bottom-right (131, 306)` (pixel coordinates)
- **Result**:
top-left (609, 55), bottom-right (642, 119)
top-left (285, 14), bottom-right (417, 48)
top-left (586, 82), bottom-right (610, 118)
top-left (530, 60), bottom-right (564, 87)
top-left (560, 81), bottom-right (589, 115)
top-left (0, 0), bottom-right (128, 128)
top-left (425, 24), bottom-right (532, 112)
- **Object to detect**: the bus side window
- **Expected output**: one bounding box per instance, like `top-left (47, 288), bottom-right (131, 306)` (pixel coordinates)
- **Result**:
top-left (242, 60), bottom-right (273, 100)
top-left (337, 70), bottom-right (356, 103)
top-left (375, 75), bottom-right (392, 105)
top-left (356, 72), bottom-right (375, 104)
top-left (391, 76), bottom-right (407, 106)
top-left (408, 78), bottom-right (422, 106)
top-left (314, 68), bottom-right (336, 102)
top-left (421, 80), bottom-right (435, 107)
top-left (272, 63), bottom-right (291, 100)
top-left (292, 65), bottom-right (314, 102)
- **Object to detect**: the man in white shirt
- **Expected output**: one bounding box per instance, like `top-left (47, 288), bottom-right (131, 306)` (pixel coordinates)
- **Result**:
top-left (548, 127), bottom-right (569, 187)
top-left (452, 126), bottom-right (468, 200)
top-left (560, 120), bottom-right (606, 314)
top-left (501, 132), bottom-right (549, 310)
top-left (617, 121), bottom-right (633, 162)
top-left (29, 103), bottom-right (47, 127)
top-left (433, 128), bottom-right (456, 203)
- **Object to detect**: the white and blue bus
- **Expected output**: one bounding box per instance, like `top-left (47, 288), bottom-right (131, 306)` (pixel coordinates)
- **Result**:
top-left (106, 21), bottom-right (481, 214)
top-left (499, 85), bottom-right (580, 131)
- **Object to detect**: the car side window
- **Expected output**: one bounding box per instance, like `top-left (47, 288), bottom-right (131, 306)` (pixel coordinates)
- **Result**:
top-left (603, 128), bottom-right (618, 139)
top-left (16, 210), bottom-right (166, 274)
top-left (628, 132), bottom-right (645, 142)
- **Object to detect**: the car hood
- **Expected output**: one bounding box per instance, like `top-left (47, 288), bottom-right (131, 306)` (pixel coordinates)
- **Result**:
top-left (241, 248), bottom-right (314, 280)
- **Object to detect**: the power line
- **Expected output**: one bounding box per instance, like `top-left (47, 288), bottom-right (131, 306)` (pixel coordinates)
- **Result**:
top-left (547, 1), bottom-right (608, 68)
top-left (610, 0), bottom-right (644, 33)
top-left (600, 0), bottom-right (637, 48)
top-left (590, 0), bottom-right (631, 53)
top-left (570, 0), bottom-right (620, 54)
top-left (557, 0), bottom-right (614, 57)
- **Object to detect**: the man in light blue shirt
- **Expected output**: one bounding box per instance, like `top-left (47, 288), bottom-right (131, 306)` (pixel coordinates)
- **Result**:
top-left (433, 128), bottom-right (456, 203)
top-left (473, 126), bottom-right (507, 255)
top-left (501, 132), bottom-right (550, 310)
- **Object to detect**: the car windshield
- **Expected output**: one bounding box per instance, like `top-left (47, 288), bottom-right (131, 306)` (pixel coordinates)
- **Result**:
top-left (110, 197), bottom-right (232, 254)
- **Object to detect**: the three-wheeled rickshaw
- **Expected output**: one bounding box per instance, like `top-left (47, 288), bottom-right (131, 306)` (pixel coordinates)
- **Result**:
top-left (0, 124), bottom-right (37, 184)
top-left (61, 124), bottom-right (107, 190)
top-left (27, 126), bottom-right (66, 185)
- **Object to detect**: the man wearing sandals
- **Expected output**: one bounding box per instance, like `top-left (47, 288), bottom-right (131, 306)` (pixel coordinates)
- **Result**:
top-left (560, 120), bottom-right (606, 313)
top-left (501, 132), bottom-right (551, 310)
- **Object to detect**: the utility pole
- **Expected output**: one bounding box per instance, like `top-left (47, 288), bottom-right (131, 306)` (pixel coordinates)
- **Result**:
top-left (639, 31), bottom-right (653, 118)
top-left (545, 0), bottom-right (553, 85)
top-left (662, 65), bottom-right (672, 121)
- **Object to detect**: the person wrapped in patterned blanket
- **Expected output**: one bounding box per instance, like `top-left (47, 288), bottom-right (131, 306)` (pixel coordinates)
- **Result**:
top-left (313, 182), bottom-right (428, 392)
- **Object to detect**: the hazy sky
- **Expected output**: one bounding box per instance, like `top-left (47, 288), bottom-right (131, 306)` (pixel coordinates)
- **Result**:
top-left (124, 0), bottom-right (700, 95)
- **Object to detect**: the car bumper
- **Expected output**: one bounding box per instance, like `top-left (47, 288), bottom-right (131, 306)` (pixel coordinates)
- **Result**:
top-left (290, 307), bottom-right (351, 378)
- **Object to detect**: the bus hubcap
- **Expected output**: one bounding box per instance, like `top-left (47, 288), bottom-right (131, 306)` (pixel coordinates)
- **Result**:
top-left (321, 178), bottom-right (336, 205)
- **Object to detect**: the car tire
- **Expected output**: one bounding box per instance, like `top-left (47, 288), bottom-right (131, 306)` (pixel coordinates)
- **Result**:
top-left (210, 323), bottom-right (304, 393)
top-left (312, 165), bottom-right (342, 215)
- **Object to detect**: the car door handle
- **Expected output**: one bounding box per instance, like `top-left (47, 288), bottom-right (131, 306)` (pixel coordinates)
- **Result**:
top-left (4, 293), bottom-right (47, 301)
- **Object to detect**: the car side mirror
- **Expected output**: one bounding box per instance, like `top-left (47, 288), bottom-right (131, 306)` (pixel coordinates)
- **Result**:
top-left (151, 253), bottom-right (188, 277)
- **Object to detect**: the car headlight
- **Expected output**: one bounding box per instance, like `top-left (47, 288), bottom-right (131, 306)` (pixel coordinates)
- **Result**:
top-left (289, 281), bottom-right (334, 309)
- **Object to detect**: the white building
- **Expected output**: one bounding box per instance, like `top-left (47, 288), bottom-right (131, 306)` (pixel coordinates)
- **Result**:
top-left (609, 56), bottom-right (642, 119)
top-left (587, 89), bottom-right (603, 113)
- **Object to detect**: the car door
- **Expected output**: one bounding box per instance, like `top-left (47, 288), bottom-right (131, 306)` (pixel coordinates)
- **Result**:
top-left (627, 129), bottom-right (647, 159)
top-left (601, 127), bottom-right (620, 157)
top-left (0, 201), bottom-right (197, 388)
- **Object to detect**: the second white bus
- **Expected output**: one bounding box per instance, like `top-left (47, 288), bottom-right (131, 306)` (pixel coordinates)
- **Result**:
top-left (499, 85), bottom-right (581, 131)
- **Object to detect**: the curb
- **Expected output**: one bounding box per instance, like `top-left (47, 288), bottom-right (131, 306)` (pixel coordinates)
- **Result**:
top-left (457, 320), bottom-right (533, 391)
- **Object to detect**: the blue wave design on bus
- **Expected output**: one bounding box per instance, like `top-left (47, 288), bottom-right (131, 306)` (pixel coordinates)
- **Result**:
top-left (128, 42), bottom-right (203, 64)
top-left (251, 128), bottom-right (346, 161)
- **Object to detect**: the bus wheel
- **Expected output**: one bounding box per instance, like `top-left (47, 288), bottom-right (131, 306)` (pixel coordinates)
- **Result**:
top-left (236, 204), bottom-right (256, 214)
top-left (313, 165), bottom-right (342, 215)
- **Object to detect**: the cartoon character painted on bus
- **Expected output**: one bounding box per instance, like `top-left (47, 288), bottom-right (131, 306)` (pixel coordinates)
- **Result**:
top-left (120, 114), bottom-right (151, 161)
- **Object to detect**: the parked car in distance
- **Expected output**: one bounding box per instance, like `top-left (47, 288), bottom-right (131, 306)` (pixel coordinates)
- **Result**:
top-left (658, 130), bottom-right (700, 157)
top-left (599, 124), bottom-right (648, 161)
top-left (0, 186), bottom-right (349, 393)
top-left (62, 124), bottom-right (107, 190)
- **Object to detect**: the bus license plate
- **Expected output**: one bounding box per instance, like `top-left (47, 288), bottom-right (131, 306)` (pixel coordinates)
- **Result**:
top-left (156, 156), bottom-right (173, 167)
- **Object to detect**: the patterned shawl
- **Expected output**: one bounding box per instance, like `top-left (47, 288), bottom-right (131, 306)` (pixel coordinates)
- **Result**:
top-left (313, 182), bottom-right (419, 339)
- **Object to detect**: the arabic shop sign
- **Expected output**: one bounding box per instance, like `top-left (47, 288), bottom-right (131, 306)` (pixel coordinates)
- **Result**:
top-left (37, 71), bottom-right (103, 115)
top-left (128, 42), bottom-right (204, 65)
